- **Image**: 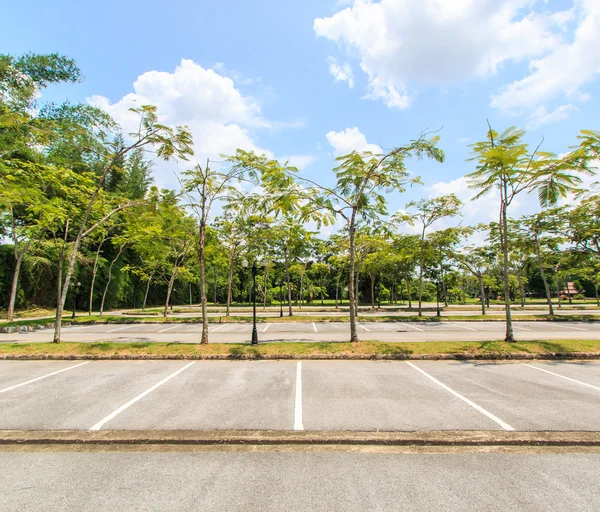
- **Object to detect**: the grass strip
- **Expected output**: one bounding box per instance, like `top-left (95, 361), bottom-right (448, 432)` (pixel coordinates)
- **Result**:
top-left (1, 339), bottom-right (600, 360)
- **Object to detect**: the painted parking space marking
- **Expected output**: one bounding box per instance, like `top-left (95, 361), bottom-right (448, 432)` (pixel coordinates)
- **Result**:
top-left (522, 364), bottom-right (600, 392)
top-left (263, 323), bottom-right (272, 332)
top-left (294, 362), bottom-right (303, 431)
top-left (405, 362), bottom-right (514, 431)
top-left (512, 325), bottom-right (531, 331)
top-left (106, 325), bottom-right (139, 333)
top-left (210, 324), bottom-right (227, 333)
top-left (399, 323), bottom-right (423, 332)
top-left (63, 325), bottom-right (101, 331)
top-left (358, 323), bottom-right (370, 332)
top-left (158, 325), bottom-right (182, 333)
top-left (557, 325), bottom-right (587, 331)
top-left (0, 362), bottom-right (89, 394)
top-left (312, 322), bottom-right (318, 332)
top-left (446, 322), bottom-right (478, 332)
top-left (89, 362), bottom-right (196, 431)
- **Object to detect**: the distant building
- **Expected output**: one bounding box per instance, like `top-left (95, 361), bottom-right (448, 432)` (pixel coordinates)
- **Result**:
top-left (559, 282), bottom-right (580, 299)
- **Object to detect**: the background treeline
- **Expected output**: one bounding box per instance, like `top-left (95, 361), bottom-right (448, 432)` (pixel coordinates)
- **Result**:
top-left (1, 52), bottom-right (599, 344)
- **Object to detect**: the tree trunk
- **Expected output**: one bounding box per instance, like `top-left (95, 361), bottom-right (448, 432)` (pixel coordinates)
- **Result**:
top-left (354, 268), bottom-right (360, 317)
top-left (595, 283), bottom-right (599, 307)
top-left (142, 272), bottom-right (153, 311)
top-left (566, 277), bottom-right (573, 304)
top-left (7, 252), bottom-right (26, 322)
top-left (199, 222), bottom-right (209, 344)
top-left (517, 272), bottom-right (525, 307)
top-left (417, 229), bottom-right (425, 316)
top-left (263, 266), bottom-right (268, 309)
top-left (335, 280), bottom-right (339, 308)
top-left (441, 264), bottom-right (448, 307)
top-left (348, 212), bottom-right (358, 342)
top-left (163, 266), bottom-right (178, 318)
top-left (99, 244), bottom-right (126, 317)
top-left (213, 265), bottom-right (217, 305)
top-left (478, 274), bottom-right (486, 316)
top-left (284, 244), bottom-right (293, 317)
top-left (226, 247), bottom-right (236, 317)
top-left (534, 233), bottom-right (554, 315)
top-left (370, 273), bottom-right (375, 309)
top-left (500, 180), bottom-right (514, 342)
top-left (89, 238), bottom-right (107, 316)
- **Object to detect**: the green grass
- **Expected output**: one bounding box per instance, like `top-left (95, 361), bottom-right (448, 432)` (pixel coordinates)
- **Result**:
top-left (1, 339), bottom-right (599, 359)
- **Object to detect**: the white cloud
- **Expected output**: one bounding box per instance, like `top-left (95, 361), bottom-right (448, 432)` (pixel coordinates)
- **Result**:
top-left (281, 155), bottom-right (317, 170)
top-left (430, 176), bottom-right (501, 225)
top-left (88, 59), bottom-right (277, 188)
top-left (526, 104), bottom-right (577, 130)
top-left (314, 0), bottom-right (597, 115)
top-left (326, 127), bottom-right (382, 156)
top-left (327, 56), bottom-right (354, 88)
top-left (492, 0), bottom-right (600, 113)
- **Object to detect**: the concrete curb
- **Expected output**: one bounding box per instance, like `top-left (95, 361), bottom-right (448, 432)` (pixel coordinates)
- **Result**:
top-left (2, 352), bottom-right (600, 361)
top-left (1, 430), bottom-right (600, 446)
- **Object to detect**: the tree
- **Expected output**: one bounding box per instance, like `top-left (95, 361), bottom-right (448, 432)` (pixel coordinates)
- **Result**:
top-left (467, 123), bottom-right (586, 341)
top-left (51, 105), bottom-right (192, 342)
top-left (303, 134), bottom-right (444, 341)
top-left (395, 194), bottom-right (462, 315)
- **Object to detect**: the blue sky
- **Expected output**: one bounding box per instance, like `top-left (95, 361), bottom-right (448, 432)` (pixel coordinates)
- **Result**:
top-left (4, 0), bottom-right (600, 228)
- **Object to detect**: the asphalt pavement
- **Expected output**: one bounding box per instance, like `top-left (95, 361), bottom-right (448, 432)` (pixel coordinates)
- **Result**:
top-left (2, 451), bottom-right (599, 511)
top-left (1, 360), bottom-right (600, 431)
top-left (1, 320), bottom-right (599, 343)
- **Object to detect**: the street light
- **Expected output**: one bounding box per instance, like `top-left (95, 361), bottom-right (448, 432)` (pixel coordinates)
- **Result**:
top-left (242, 259), bottom-right (266, 344)
top-left (72, 281), bottom-right (81, 319)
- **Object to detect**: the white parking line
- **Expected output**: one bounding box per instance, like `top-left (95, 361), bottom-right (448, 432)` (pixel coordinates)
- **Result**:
top-left (106, 325), bottom-right (139, 333)
top-left (405, 362), bottom-right (514, 431)
top-left (263, 323), bottom-right (272, 332)
top-left (63, 325), bottom-right (99, 331)
top-left (210, 324), bottom-right (227, 333)
top-left (522, 364), bottom-right (600, 392)
top-left (312, 322), bottom-right (318, 332)
top-left (158, 325), bottom-right (182, 333)
top-left (89, 362), bottom-right (196, 431)
top-left (0, 362), bottom-right (89, 394)
top-left (556, 325), bottom-right (587, 331)
top-left (294, 362), bottom-right (304, 431)
top-left (447, 322), bottom-right (478, 332)
top-left (358, 323), bottom-right (370, 331)
top-left (512, 325), bottom-right (531, 331)
top-left (399, 323), bottom-right (423, 332)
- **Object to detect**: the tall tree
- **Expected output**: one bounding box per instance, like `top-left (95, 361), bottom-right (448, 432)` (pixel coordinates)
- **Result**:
top-left (467, 123), bottom-right (586, 341)
top-left (302, 134), bottom-right (444, 341)
top-left (395, 194), bottom-right (462, 315)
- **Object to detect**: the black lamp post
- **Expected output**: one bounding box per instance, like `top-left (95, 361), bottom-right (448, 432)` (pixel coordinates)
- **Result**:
top-left (72, 281), bottom-right (81, 319)
top-left (242, 259), bottom-right (266, 344)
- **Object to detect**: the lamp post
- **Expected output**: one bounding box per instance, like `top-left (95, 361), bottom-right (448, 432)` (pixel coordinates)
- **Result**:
top-left (72, 281), bottom-right (81, 319)
top-left (242, 259), bottom-right (266, 344)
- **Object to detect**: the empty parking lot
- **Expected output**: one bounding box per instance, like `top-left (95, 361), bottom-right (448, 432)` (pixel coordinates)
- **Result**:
top-left (1, 360), bottom-right (599, 431)
top-left (1, 320), bottom-right (599, 343)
